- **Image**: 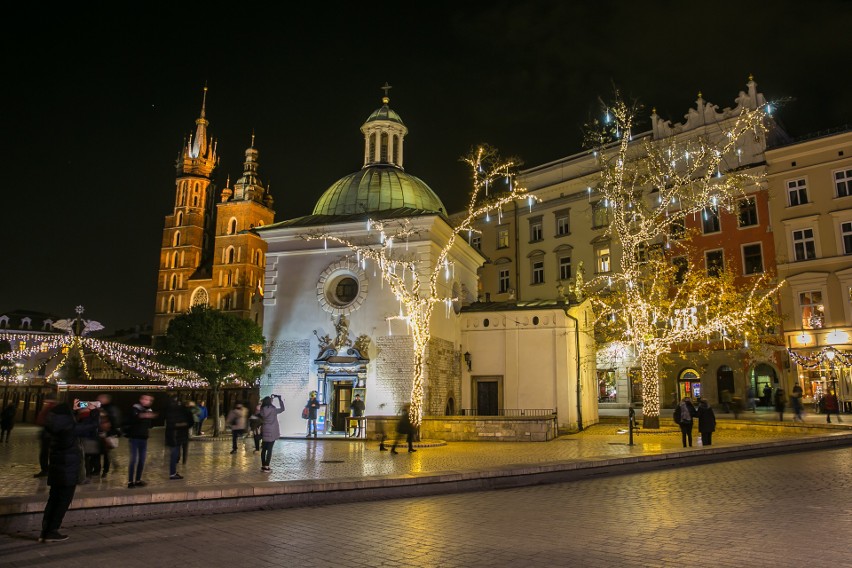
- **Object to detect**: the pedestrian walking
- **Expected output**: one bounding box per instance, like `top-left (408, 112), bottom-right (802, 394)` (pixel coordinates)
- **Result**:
top-left (196, 401), bottom-right (208, 436)
top-left (791, 383), bottom-right (804, 422)
top-left (763, 384), bottom-right (772, 407)
top-left (390, 403), bottom-right (417, 454)
top-left (696, 399), bottom-right (716, 446)
top-left (304, 391), bottom-right (320, 438)
top-left (226, 402), bottom-right (248, 454)
top-left (822, 390), bottom-right (841, 424)
top-left (746, 386), bottom-right (757, 412)
top-left (33, 396), bottom-right (58, 478)
top-left (774, 387), bottom-right (787, 421)
top-left (720, 389), bottom-right (732, 414)
top-left (96, 393), bottom-right (121, 478)
top-left (249, 404), bottom-right (263, 453)
top-left (675, 396), bottom-right (697, 448)
top-left (0, 403), bottom-right (15, 442)
top-left (76, 401), bottom-right (102, 481)
top-left (260, 394), bottom-right (285, 472)
top-left (126, 393), bottom-right (157, 488)
top-left (39, 400), bottom-right (100, 543)
top-left (165, 396), bottom-right (193, 479)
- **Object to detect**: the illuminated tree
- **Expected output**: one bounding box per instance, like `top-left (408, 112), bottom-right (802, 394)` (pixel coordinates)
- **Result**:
top-left (585, 93), bottom-right (782, 429)
top-left (304, 145), bottom-right (533, 428)
top-left (157, 305), bottom-right (265, 435)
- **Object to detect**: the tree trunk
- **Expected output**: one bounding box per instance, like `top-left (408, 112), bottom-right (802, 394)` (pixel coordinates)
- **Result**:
top-left (640, 353), bottom-right (661, 429)
top-left (212, 384), bottom-right (221, 437)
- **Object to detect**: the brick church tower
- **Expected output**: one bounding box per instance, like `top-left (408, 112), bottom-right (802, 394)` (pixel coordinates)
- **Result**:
top-left (153, 88), bottom-right (275, 337)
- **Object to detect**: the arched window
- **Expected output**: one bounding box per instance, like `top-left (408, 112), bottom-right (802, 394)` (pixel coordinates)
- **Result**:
top-left (176, 212), bottom-right (183, 226)
top-left (171, 252), bottom-right (179, 268)
top-left (228, 218), bottom-right (237, 235)
top-left (222, 294), bottom-right (232, 310)
top-left (255, 250), bottom-right (262, 266)
top-left (392, 134), bottom-right (399, 164)
top-left (380, 132), bottom-right (389, 162)
top-left (173, 231), bottom-right (181, 247)
top-left (191, 287), bottom-right (208, 307)
top-left (227, 247), bottom-right (236, 264)
top-left (193, 195), bottom-right (199, 207)
top-left (168, 296), bottom-right (176, 313)
top-left (369, 132), bottom-right (376, 162)
top-left (226, 270), bottom-right (233, 286)
top-left (170, 274), bottom-right (177, 290)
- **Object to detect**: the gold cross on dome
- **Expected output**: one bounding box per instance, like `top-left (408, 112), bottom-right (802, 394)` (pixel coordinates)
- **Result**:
top-left (381, 82), bottom-right (392, 99)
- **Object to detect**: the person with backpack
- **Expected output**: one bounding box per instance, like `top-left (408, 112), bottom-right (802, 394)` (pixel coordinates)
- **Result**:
top-left (675, 396), bottom-right (697, 448)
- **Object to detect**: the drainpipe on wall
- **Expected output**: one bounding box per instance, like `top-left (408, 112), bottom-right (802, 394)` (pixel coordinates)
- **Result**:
top-left (564, 309), bottom-right (583, 432)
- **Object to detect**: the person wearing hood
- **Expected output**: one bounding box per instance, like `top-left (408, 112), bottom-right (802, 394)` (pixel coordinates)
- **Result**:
top-left (696, 398), bottom-right (717, 446)
top-left (39, 400), bottom-right (100, 543)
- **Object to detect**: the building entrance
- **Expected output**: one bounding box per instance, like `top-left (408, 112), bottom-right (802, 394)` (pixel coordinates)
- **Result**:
top-left (328, 380), bottom-right (354, 432)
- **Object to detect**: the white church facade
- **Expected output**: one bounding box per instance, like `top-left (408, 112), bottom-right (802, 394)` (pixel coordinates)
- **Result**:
top-left (255, 93), bottom-right (598, 439)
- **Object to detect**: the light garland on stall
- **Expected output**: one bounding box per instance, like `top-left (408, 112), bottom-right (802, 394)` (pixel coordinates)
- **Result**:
top-left (303, 144), bottom-right (537, 427)
top-left (787, 347), bottom-right (852, 369)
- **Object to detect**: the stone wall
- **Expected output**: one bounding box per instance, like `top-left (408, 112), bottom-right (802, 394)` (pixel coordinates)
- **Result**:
top-left (365, 414), bottom-right (558, 442)
top-left (426, 337), bottom-right (461, 416)
top-left (262, 338), bottom-right (311, 401)
top-left (373, 335), bottom-right (414, 412)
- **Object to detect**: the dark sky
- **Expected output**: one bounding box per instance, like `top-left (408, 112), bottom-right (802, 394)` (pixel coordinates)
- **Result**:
top-left (3, 1), bottom-right (850, 332)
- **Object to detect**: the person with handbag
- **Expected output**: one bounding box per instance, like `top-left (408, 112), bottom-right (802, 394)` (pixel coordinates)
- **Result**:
top-left (39, 400), bottom-right (100, 542)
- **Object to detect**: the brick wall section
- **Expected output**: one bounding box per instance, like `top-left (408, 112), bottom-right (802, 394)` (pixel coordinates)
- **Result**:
top-left (374, 336), bottom-right (414, 411)
top-left (425, 337), bottom-right (461, 416)
top-left (264, 339), bottom-right (311, 400)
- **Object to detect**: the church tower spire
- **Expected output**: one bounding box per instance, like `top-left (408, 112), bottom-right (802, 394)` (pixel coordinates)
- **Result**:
top-left (360, 82), bottom-right (408, 169)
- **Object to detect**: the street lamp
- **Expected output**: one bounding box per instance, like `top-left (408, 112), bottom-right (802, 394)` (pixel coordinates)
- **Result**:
top-left (463, 351), bottom-right (472, 372)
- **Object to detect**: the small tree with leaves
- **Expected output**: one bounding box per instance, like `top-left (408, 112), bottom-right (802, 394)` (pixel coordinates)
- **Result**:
top-left (303, 144), bottom-right (534, 428)
top-left (158, 305), bottom-right (265, 436)
top-left (584, 92), bottom-right (783, 429)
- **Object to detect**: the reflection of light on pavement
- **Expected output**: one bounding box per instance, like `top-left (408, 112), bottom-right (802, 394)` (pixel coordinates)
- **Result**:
top-left (408, 453), bottom-right (423, 474)
top-left (639, 442), bottom-right (663, 453)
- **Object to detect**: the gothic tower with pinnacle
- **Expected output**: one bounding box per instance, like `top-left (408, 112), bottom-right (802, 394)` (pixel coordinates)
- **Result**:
top-left (153, 88), bottom-right (275, 337)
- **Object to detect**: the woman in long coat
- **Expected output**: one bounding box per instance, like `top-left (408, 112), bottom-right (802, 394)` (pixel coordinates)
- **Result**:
top-left (259, 395), bottom-right (285, 472)
top-left (696, 399), bottom-right (717, 446)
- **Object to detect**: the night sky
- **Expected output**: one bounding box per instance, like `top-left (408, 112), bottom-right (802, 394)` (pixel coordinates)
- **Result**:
top-left (3, 1), bottom-right (850, 333)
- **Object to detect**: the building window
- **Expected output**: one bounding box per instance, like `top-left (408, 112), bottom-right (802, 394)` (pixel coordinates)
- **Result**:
top-left (702, 208), bottom-right (720, 234)
top-left (471, 234), bottom-right (481, 250)
top-left (742, 243), bottom-right (764, 274)
top-left (706, 249), bottom-right (724, 276)
top-left (228, 218), bottom-right (238, 235)
top-left (529, 217), bottom-right (543, 242)
top-left (531, 259), bottom-right (544, 285)
top-left (168, 296), bottom-right (176, 313)
top-left (169, 274), bottom-right (177, 290)
top-left (799, 290), bottom-right (824, 329)
top-left (559, 255), bottom-right (572, 281)
top-left (226, 247), bottom-right (236, 264)
top-left (842, 221), bottom-right (852, 255)
top-left (592, 201), bottom-right (609, 228)
top-left (835, 169), bottom-right (852, 197)
top-left (673, 256), bottom-right (688, 284)
top-left (787, 178), bottom-right (808, 206)
top-left (176, 212), bottom-right (183, 226)
top-left (498, 269), bottom-right (510, 293)
top-left (173, 231), bottom-right (181, 247)
top-left (555, 210), bottom-right (570, 236)
top-left (171, 252), bottom-right (179, 269)
top-left (792, 228), bottom-right (816, 261)
top-left (595, 245), bottom-right (611, 273)
top-left (497, 226), bottom-right (509, 249)
top-left (738, 198), bottom-right (758, 227)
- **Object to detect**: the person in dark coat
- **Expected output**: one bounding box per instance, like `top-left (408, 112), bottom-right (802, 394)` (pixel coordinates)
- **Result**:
top-left (39, 401), bottom-right (99, 542)
top-left (677, 396), bottom-right (698, 448)
top-left (259, 394), bottom-right (285, 472)
top-left (696, 399), bottom-right (716, 446)
top-left (164, 396), bottom-right (193, 480)
top-left (33, 396), bottom-right (58, 477)
top-left (126, 393), bottom-right (157, 488)
top-left (305, 391), bottom-right (320, 438)
top-left (390, 403), bottom-right (416, 454)
top-left (0, 403), bottom-right (15, 442)
top-left (774, 388), bottom-right (787, 421)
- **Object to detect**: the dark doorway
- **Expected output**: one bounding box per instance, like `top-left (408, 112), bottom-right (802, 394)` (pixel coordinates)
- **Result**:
top-left (476, 381), bottom-right (499, 415)
top-left (331, 381), bottom-right (353, 431)
top-left (717, 365), bottom-right (735, 401)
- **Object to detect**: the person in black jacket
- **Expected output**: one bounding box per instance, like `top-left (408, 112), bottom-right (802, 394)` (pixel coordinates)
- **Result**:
top-left (39, 400), bottom-right (99, 543)
top-left (696, 398), bottom-right (717, 446)
top-left (164, 396), bottom-right (193, 480)
top-left (390, 403), bottom-right (416, 454)
top-left (126, 394), bottom-right (157, 488)
top-left (95, 393), bottom-right (121, 478)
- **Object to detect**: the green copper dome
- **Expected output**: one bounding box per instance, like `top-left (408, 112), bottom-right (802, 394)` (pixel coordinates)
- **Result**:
top-left (364, 104), bottom-right (404, 125)
top-left (313, 165), bottom-right (445, 216)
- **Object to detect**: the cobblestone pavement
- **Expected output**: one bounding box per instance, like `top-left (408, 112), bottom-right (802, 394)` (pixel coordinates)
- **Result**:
top-left (0, 420), bottom-right (845, 499)
top-left (1, 447), bottom-right (849, 567)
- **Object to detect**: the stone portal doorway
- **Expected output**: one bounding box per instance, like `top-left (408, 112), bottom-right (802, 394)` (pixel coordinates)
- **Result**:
top-left (328, 378), bottom-right (355, 432)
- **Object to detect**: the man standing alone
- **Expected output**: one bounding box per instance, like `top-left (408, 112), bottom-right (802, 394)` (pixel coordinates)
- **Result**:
top-left (126, 394), bottom-right (157, 488)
